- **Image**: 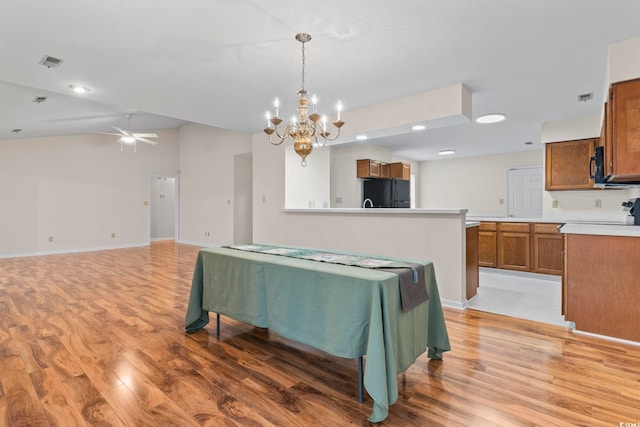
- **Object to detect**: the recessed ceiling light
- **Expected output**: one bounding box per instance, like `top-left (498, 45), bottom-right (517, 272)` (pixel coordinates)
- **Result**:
top-left (475, 113), bottom-right (506, 124)
top-left (11, 129), bottom-right (22, 134)
top-left (67, 84), bottom-right (91, 94)
top-left (355, 135), bottom-right (368, 140)
top-left (525, 141), bottom-right (533, 145)
top-left (438, 149), bottom-right (456, 156)
top-left (411, 124), bottom-right (426, 131)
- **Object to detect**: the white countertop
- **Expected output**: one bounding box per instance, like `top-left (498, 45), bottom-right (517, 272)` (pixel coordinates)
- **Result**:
top-left (466, 221), bottom-right (480, 228)
top-left (284, 208), bottom-right (468, 215)
top-left (560, 223), bottom-right (640, 237)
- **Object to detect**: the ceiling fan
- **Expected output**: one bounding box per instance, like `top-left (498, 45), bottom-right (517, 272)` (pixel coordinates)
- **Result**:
top-left (94, 114), bottom-right (158, 152)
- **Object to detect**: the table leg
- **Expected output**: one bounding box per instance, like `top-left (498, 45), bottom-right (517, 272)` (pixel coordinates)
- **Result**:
top-left (216, 313), bottom-right (220, 336)
top-left (358, 356), bottom-right (364, 403)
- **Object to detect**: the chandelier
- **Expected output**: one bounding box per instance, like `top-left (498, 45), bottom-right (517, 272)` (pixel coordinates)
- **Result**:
top-left (264, 33), bottom-right (345, 166)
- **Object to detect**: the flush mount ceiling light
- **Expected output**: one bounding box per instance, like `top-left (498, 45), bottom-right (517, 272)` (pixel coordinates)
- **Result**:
top-left (67, 84), bottom-right (91, 94)
top-left (475, 113), bottom-right (506, 124)
top-left (438, 149), bottom-right (456, 156)
top-left (264, 33), bottom-right (345, 167)
top-left (356, 135), bottom-right (368, 140)
top-left (411, 124), bottom-right (426, 131)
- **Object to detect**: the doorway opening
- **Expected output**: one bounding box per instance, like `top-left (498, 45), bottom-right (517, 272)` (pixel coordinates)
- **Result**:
top-left (149, 175), bottom-right (179, 241)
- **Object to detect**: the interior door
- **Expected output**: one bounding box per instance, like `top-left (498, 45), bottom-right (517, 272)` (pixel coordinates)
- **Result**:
top-left (507, 167), bottom-right (543, 218)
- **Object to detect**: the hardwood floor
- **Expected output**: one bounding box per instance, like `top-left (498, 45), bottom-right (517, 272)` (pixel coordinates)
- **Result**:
top-left (1, 241), bottom-right (639, 426)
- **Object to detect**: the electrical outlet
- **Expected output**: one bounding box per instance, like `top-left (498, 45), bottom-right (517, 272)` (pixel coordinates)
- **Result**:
top-left (552, 200), bottom-right (559, 208)
top-left (143, 200), bottom-right (149, 206)
top-left (262, 195), bottom-right (267, 203)
top-left (48, 236), bottom-right (54, 242)
top-left (336, 197), bottom-right (343, 204)
top-left (111, 233), bottom-right (116, 238)
top-left (499, 198), bottom-right (504, 205)
top-left (594, 199), bottom-right (602, 208)
top-left (205, 232), bottom-right (210, 237)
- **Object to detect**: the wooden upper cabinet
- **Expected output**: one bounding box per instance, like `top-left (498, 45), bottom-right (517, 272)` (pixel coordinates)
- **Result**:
top-left (389, 162), bottom-right (411, 180)
top-left (545, 138), bottom-right (597, 190)
top-left (609, 78), bottom-right (640, 182)
top-left (357, 159), bottom-right (383, 178)
top-left (358, 159), bottom-right (406, 179)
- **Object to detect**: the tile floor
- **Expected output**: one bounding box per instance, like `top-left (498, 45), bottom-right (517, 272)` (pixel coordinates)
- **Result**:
top-left (467, 268), bottom-right (574, 328)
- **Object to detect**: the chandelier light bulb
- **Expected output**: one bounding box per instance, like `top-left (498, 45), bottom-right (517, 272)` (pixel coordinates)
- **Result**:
top-left (265, 111), bottom-right (272, 128)
top-left (336, 101), bottom-right (343, 121)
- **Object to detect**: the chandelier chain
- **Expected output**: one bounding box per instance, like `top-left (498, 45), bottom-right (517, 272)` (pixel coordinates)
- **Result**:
top-left (300, 40), bottom-right (306, 92)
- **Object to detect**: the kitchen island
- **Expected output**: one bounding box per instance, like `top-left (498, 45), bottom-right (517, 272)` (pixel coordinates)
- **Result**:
top-left (561, 223), bottom-right (640, 343)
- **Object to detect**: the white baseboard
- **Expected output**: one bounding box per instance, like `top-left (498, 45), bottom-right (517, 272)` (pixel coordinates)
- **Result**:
top-left (0, 242), bottom-right (149, 259)
top-left (440, 299), bottom-right (465, 310)
top-left (175, 239), bottom-right (222, 248)
top-left (571, 329), bottom-right (640, 347)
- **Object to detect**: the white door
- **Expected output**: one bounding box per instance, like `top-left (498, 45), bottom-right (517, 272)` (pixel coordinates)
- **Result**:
top-left (507, 167), bottom-right (543, 218)
top-left (149, 176), bottom-right (178, 241)
top-left (233, 153), bottom-right (253, 244)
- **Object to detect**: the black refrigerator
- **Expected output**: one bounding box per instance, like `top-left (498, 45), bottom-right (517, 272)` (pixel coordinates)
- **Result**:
top-left (363, 178), bottom-right (410, 208)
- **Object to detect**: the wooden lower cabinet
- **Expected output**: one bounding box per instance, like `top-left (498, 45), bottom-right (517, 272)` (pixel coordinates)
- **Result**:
top-left (564, 233), bottom-right (640, 342)
top-left (478, 222), bottom-right (497, 268)
top-left (532, 223), bottom-right (563, 275)
top-left (479, 221), bottom-right (563, 276)
top-left (498, 223), bottom-right (531, 272)
top-left (466, 226), bottom-right (479, 300)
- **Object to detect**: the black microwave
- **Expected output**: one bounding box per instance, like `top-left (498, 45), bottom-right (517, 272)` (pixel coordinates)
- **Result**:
top-left (589, 146), bottom-right (606, 184)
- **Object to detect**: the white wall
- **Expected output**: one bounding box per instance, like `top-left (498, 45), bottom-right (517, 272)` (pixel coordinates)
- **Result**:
top-left (0, 130), bottom-right (179, 256)
top-left (329, 143), bottom-right (420, 208)
top-left (419, 150), bottom-right (543, 216)
top-left (178, 122), bottom-right (252, 246)
top-left (285, 145), bottom-right (330, 208)
top-left (253, 133), bottom-right (467, 307)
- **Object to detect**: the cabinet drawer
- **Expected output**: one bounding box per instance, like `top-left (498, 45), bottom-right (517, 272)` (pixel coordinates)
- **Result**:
top-left (533, 223), bottom-right (562, 234)
top-left (499, 223), bottom-right (530, 233)
top-left (479, 222), bottom-right (497, 231)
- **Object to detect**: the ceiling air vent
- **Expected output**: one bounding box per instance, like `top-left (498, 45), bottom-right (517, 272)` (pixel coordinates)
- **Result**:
top-left (577, 92), bottom-right (593, 102)
top-left (32, 96), bottom-right (47, 103)
top-left (39, 55), bottom-right (63, 69)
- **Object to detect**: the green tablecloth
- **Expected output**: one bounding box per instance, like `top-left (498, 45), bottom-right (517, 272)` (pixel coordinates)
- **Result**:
top-left (185, 246), bottom-right (450, 422)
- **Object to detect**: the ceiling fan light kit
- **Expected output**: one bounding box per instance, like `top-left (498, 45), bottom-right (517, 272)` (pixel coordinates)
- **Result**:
top-left (92, 114), bottom-right (158, 153)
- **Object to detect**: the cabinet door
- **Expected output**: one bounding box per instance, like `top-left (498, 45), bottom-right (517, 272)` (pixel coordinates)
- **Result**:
top-left (498, 231), bottom-right (531, 271)
top-left (380, 162), bottom-right (390, 178)
top-left (545, 139), bottom-right (596, 190)
top-left (478, 230), bottom-right (497, 268)
top-left (478, 222), bottom-right (497, 267)
top-left (533, 233), bottom-right (563, 275)
top-left (610, 78), bottom-right (640, 181)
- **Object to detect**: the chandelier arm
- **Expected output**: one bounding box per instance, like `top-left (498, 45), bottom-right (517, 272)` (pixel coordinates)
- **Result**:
top-left (267, 131), bottom-right (287, 145)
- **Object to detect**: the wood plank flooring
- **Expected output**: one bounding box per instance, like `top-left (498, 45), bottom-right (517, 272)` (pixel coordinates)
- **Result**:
top-left (1, 241), bottom-right (639, 426)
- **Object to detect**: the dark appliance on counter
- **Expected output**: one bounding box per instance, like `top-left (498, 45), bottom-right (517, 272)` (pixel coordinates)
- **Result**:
top-left (363, 178), bottom-right (410, 208)
top-left (622, 198), bottom-right (640, 225)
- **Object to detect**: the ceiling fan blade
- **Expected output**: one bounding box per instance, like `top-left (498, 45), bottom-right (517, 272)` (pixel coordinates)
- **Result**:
top-left (136, 137), bottom-right (158, 145)
top-left (91, 131), bottom-right (123, 136)
top-left (132, 133), bottom-right (158, 138)
top-left (112, 126), bottom-right (131, 135)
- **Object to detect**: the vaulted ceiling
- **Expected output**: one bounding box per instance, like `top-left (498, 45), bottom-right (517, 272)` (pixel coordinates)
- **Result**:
top-left (2, 1), bottom-right (640, 160)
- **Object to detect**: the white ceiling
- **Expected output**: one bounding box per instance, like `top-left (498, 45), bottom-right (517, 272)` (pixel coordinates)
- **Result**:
top-left (2, 0), bottom-right (640, 161)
